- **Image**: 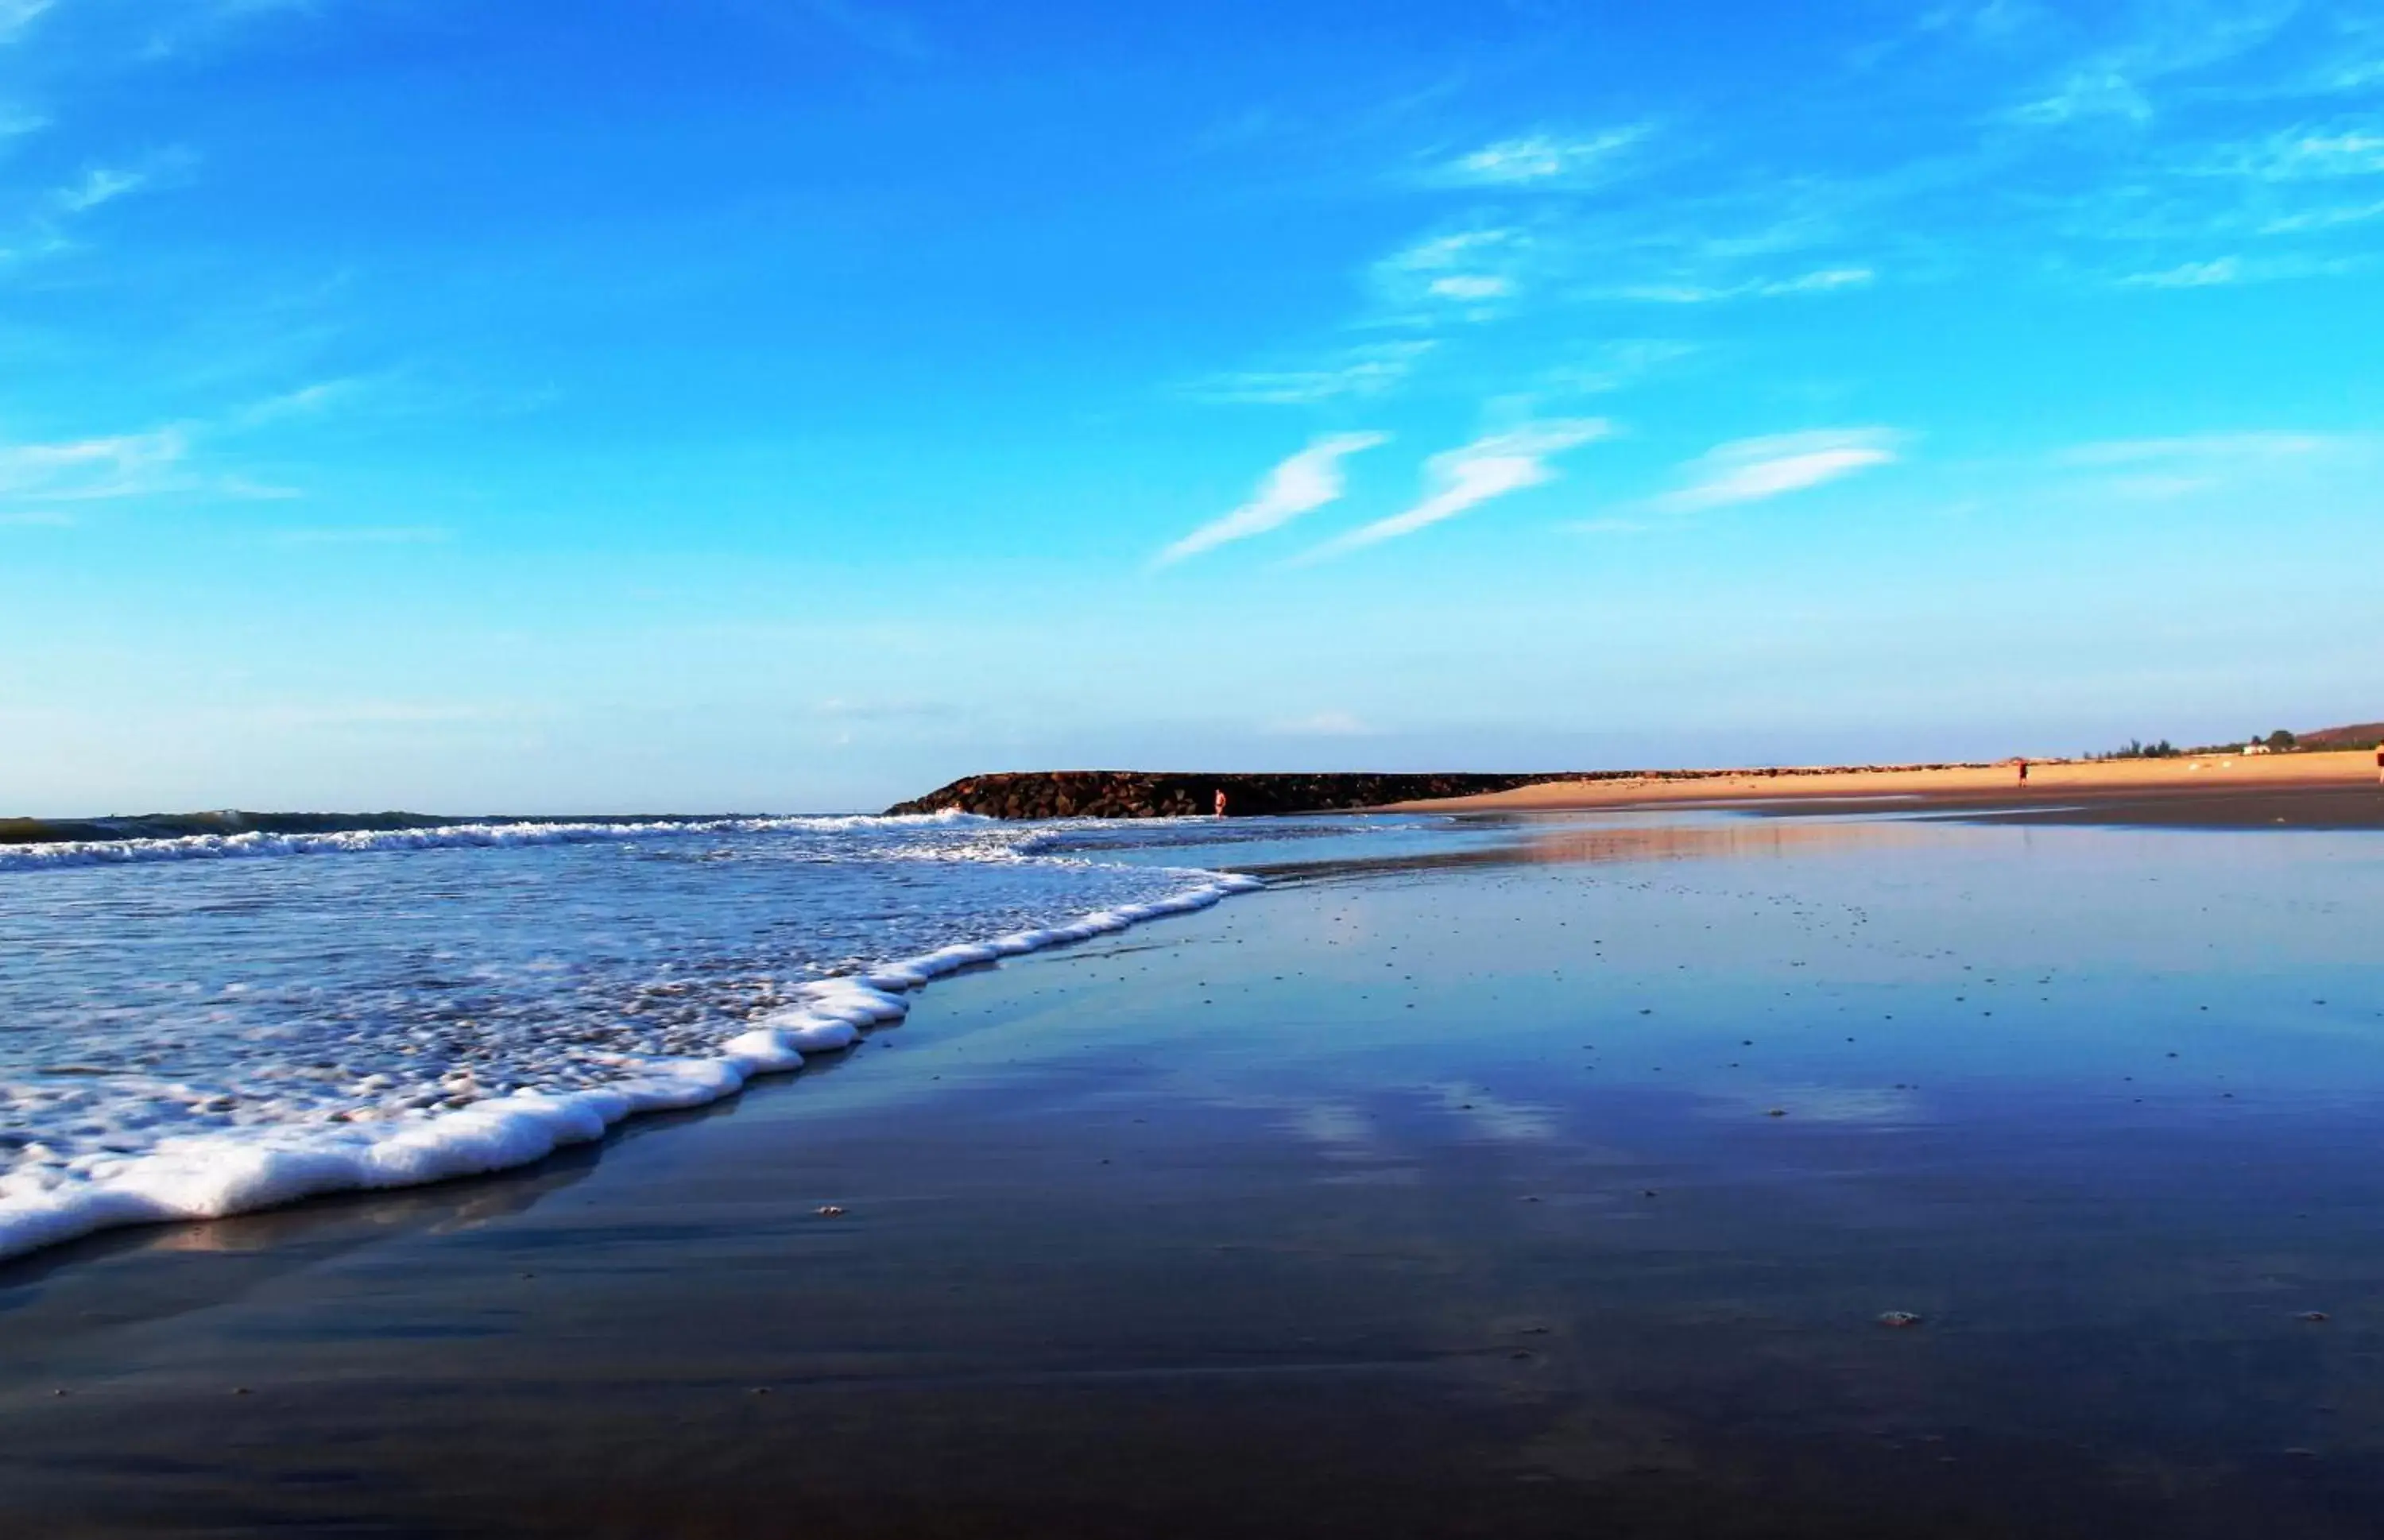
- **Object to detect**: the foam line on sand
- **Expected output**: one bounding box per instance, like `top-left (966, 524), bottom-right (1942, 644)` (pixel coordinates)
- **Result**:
top-left (0, 873), bottom-right (1263, 1265)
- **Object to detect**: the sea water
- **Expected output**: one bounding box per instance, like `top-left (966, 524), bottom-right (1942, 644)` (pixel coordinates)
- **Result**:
top-left (0, 811), bottom-right (1414, 1263)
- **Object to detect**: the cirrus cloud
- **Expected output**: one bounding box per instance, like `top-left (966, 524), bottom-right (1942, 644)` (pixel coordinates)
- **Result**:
top-left (1301, 418), bottom-right (1611, 561)
top-left (1615, 266), bottom-right (1875, 304)
top-left (2060, 430), bottom-right (2339, 464)
top-left (0, 0), bottom-right (53, 43)
top-left (1659, 428), bottom-right (1900, 512)
top-left (0, 428), bottom-right (191, 505)
top-left (1155, 431), bottom-right (1389, 567)
top-left (1439, 126), bottom-right (1648, 186)
top-left (1181, 341), bottom-right (1434, 406)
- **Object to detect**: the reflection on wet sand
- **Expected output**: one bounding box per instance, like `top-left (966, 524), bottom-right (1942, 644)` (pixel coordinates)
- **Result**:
top-left (1749, 781), bottom-right (2384, 830)
top-left (153, 1157), bottom-right (597, 1255)
top-left (1252, 811), bottom-right (1929, 884)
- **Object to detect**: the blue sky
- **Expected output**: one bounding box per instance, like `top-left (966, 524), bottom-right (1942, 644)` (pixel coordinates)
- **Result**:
top-left (3, 0), bottom-right (2382, 813)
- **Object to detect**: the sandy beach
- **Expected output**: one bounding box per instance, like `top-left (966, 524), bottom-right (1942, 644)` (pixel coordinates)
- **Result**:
top-left (6, 800), bottom-right (2384, 1537)
top-left (1389, 748), bottom-right (2384, 816)
top-left (17, 2), bottom-right (2383, 1533)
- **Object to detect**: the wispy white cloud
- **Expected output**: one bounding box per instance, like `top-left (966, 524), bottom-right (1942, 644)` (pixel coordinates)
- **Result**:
top-left (2122, 255), bottom-right (2242, 286)
top-left (1616, 266), bottom-right (1875, 304)
top-left (2100, 473), bottom-right (2220, 501)
top-left (1183, 342), bottom-right (1434, 405)
top-left (1155, 431), bottom-right (1389, 566)
top-left (1439, 126), bottom-right (1647, 186)
top-left (2012, 68), bottom-right (2153, 126)
top-left (1538, 339), bottom-right (1701, 397)
top-left (130, 0), bottom-right (335, 61)
top-left (1376, 226), bottom-right (1524, 315)
top-left (215, 474), bottom-right (304, 501)
top-left (1763, 265), bottom-right (1875, 294)
top-left (2259, 196), bottom-right (2384, 234)
top-left (1300, 419), bottom-right (1610, 561)
top-left (2005, 1), bottom-right (2302, 130)
top-left (0, 0), bottom-right (54, 43)
top-left (1902, 0), bottom-right (2049, 50)
top-left (2220, 125), bottom-right (2384, 180)
top-left (0, 428), bottom-right (192, 505)
top-left (2119, 250), bottom-right (2365, 286)
top-left (1390, 229), bottom-right (1514, 268)
top-left (0, 382), bottom-right (369, 515)
top-left (1192, 0), bottom-right (2350, 460)
top-left (2058, 429), bottom-right (2358, 499)
top-left (2308, 56), bottom-right (2384, 96)
top-left (1659, 428), bottom-right (1899, 512)
top-left (52, 165), bottom-right (146, 214)
top-left (1, 151), bottom-right (189, 273)
top-left (1426, 273), bottom-right (1512, 300)
top-left (2061, 431), bottom-right (2338, 464)
top-left (229, 377), bottom-right (366, 428)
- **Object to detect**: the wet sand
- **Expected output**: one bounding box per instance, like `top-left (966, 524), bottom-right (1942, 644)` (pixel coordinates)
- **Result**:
top-left (6, 812), bottom-right (2384, 1536)
top-left (1718, 779), bottom-right (2384, 832)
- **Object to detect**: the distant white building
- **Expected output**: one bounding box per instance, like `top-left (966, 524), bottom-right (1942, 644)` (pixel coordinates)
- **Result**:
top-left (2242, 742), bottom-right (2273, 755)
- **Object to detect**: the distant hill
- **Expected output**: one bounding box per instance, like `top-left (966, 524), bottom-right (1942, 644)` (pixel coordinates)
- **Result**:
top-left (2297, 722), bottom-right (2384, 751)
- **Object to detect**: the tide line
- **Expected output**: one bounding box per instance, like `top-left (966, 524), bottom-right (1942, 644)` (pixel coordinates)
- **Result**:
top-left (0, 873), bottom-right (1263, 1266)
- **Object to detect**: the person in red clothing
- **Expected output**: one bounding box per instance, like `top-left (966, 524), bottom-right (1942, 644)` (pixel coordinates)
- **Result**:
top-left (1214, 787), bottom-right (1229, 817)
top-left (2017, 757), bottom-right (2030, 787)
top-left (2374, 741), bottom-right (2382, 785)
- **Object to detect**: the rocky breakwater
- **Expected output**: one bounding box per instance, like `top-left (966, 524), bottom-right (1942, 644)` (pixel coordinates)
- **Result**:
top-left (884, 771), bottom-right (1572, 820)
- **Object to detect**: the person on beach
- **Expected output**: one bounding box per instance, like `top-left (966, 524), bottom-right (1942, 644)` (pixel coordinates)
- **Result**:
top-left (1214, 787), bottom-right (1229, 817)
top-left (2375, 742), bottom-right (2382, 785)
top-left (2017, 757), bottom-right (2030, 787)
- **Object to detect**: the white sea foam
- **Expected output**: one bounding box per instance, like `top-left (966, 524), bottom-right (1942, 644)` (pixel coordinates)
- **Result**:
top-left (0, 810), bottom-right (994, 871)
top-left (0, 870), bottom-right (1264, 1264)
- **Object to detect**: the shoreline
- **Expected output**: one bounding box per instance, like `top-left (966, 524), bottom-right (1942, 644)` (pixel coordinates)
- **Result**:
top-left (6, 777), bottom-right (2375, 1269)
top-left (9, 811), bottom-right (2384, 1535)
top-left (1387, 747), bottom-right (2384, 818)
top-left (0, 865), bottom-right (1262, 1268)
top-left (11, 748), bottom-right (2376, 845)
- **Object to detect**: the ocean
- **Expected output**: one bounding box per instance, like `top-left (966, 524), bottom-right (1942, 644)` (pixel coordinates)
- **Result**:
top-left (0, 811), bottom-right (1407, 1263)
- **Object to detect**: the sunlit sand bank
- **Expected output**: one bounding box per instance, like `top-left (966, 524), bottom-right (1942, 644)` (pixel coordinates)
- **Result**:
top-left (1388, 748), bottom-right (2383, 814)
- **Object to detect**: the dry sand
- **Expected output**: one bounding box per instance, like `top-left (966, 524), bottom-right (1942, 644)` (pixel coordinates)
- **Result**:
top-left (1388, 748), bottom-right (2384, 814)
